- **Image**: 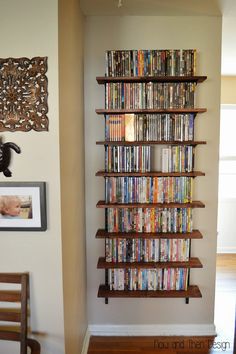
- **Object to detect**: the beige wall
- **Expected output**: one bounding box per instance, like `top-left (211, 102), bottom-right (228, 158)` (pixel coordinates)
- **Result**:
top-left (84, 16), bottom-right (221, 332)
top-left (59, 0), bottom-right (87, 353)
top-left (0, 0), bottom-right (65, 353)
top-left (221, 76), bottom-right (236, 103)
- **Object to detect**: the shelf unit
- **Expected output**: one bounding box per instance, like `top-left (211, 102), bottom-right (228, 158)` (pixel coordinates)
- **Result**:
top-left (96, 52), bottom-right (206, 304)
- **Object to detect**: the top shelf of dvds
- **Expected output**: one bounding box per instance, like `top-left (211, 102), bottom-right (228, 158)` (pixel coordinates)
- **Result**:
top-left (103, 49), bottom-right (206, 81)
top-left (96, 76), bottom-right (207, 84)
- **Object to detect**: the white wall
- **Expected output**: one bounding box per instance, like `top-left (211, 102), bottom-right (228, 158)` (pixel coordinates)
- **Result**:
top-left (218, 200), bottom-right (236, 253)
top-left (0, 1), bottom-right (65, 353)
top-left (217, 79), bottom-right (236, 253)
top-left (84, 16), bottom-right (221, 334)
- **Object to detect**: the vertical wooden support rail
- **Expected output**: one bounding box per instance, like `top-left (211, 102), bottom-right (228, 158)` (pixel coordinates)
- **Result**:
top-left (20, 273), bottom-right (28, 354)
top-left (185, 240), bottom-right (192, 304)
top-left (104, 201), bottom-right (109, 304)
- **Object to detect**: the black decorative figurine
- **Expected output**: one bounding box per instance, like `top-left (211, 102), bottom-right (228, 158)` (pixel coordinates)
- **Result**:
top-left (0, 137), bottom-right (21, 177)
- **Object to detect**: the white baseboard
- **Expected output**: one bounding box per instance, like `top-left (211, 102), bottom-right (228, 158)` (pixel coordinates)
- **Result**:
top-left (217, 247), bottom-right (236, 254)
top-left (81, 328), bottom-right (90, 354)
top-left (88, 324), bottom-right (216, 337)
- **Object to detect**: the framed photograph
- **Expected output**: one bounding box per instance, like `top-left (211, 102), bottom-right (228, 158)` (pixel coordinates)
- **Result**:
top-left (0, 182), bottom-right (47, 231)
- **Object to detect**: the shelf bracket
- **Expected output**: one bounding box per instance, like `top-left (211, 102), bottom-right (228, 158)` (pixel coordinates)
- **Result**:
top-left (105, 297), bottom-right (109, 304)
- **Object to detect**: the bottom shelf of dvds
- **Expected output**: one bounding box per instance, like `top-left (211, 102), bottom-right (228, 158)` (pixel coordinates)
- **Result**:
top-left (98, 284), bottom-right (202, 299)
top-left (98, 261), bottom-right (202, 303)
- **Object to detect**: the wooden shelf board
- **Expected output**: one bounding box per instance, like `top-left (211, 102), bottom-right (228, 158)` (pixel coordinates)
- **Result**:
top-left (97, 257), bottom-right (203, 269)
top-left (96, 200), bottom-right (205, 209)
top-left (96, 170), bottom-right (205, 177)
top-left (96, 108), bottom-right (207, 115)
top-left (96, 76), bottom-right (207, 84)
top-left (97, 285), bottom-right (202, 298)
top-left (96, 229), bottom-right (203, 239)
top-left (96, 140), bottom-right (206, 146)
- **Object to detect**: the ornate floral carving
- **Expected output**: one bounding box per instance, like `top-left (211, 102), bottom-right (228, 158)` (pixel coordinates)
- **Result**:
top-left (0, 57), bottom-right (48, 131)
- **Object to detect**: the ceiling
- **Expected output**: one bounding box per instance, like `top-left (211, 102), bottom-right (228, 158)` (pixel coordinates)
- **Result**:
top-left (80, 0), bottom-right (221, 16)
top-left (80, 0), bottom-right (236, 75)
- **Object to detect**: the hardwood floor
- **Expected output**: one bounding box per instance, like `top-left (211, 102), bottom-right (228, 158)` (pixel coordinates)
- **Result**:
top-left (88, 336), bottom-right (216, 353)
top-left (88, 254), bottom-right (236, 354)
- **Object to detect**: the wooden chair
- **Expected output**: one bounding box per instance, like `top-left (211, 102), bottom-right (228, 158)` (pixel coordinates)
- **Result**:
top-left (0, 273), bottom-right (40, 354)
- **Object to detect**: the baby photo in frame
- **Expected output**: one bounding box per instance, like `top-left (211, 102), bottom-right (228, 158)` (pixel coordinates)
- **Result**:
top-left (0, 182), bottom-right (47, 231)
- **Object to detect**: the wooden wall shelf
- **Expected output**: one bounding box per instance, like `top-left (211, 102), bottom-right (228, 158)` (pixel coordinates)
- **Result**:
top-left (96, 108), bottom-right (207, 115)
top-left (96, 229), bottom-right (203, 240)
top-left (96, 170), bottom-right (205, 177)
top-left (96, 140), bottom-right (206, 146)
top-left (98, 285), bottom-right (202, 299)
top-left (97, 257), bottom-right (203, 269)
top-left (96, 76), bottom-right (207, 84)
top-left (96, 200), bottom-right (205, 209)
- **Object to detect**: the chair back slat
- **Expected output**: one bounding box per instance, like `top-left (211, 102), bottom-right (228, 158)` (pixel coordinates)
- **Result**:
top-left (0, 324), bottom-right (21, 332)
top-left (0, 290), bottom-right (21, 302)
top-left (0, 309), bottom-right (21, 322)
top-left (0, 330), bottom-right (20, 341)
top-left (0, 273), bottom-right (26, 283)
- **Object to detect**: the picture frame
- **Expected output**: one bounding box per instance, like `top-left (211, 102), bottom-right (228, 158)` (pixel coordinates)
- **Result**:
top-left (0, 182), bottom-right (47, 231)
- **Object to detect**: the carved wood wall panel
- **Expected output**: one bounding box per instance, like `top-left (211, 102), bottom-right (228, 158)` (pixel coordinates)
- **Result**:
top-left (0, 57), bottom-right (48, 131)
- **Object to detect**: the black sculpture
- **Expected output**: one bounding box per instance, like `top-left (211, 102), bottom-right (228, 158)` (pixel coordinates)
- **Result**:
top-left (0, 138), bottom-right (21, 177)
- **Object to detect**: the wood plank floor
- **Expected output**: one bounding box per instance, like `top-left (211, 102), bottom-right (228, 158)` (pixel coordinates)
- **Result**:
top-left (88, 335), bottom-right (216, 353)
top-left (88, 254), bottom-right (236, 354)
